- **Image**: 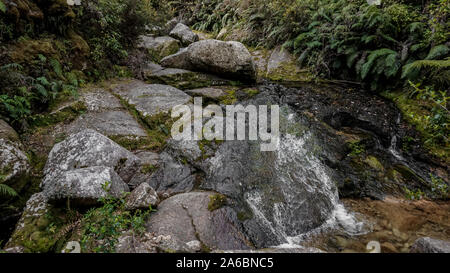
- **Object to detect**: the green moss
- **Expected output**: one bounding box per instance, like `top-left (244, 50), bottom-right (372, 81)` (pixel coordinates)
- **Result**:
top-left (198, 139), bottom-right (223, 161)
top-left (116, 96), bottom-right (175, 152)
top-left (266, 61), bottom-right (313, 82)
top-left (109, 135), bottom-right (155, 151)
top-left (348, 141), bottom-right (365, 157)
top-left (28, 101), bottom-right (87, 129)
top-left (383, 91), bottom-right (449, 163)
top-left (8, 206), bottom-right (68, 253)
top-left (144, 70), bottom-right (229, 90)
top-left (237, 210), bottom-right (253, 221)
top-left (207, 193), bottom-right (227, 212)
top-left (243, 88), bottom-right (259, 97)
top-left (219, 89), bottom-right (238, 105)
top-left (145, 40), bottom-right (180, 63)
top-left (364, 155), bottom-right (384, 172)
top-left (141, 163), bottom-right (157, 175)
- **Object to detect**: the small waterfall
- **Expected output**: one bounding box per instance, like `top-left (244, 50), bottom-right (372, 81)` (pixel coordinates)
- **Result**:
top-left (244, 128), bottom-right (367, 247)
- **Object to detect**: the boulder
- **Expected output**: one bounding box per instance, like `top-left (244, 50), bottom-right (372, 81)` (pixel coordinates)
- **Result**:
top-left (0, 119), bottom-right (20, 142)
top-left (160, 48), bottom-right (192, 70)
top-left (146, 192), bottom-right (252, 251)
top-left (5, 192), bottom-right (51, 251)
top-left (43, 129), bottom-right (141, 185)
top-left (125, 183), bottom-right (160, 210)
top-left (147, 152), bottom-right (196, 196)
top-left (169, 23), bottom-right (199, 46)
top-left (0, 120), bottom-right (29, 187)
top-left (410, 237), bottom-right (450, 253)
top-left (0, 139), bottom-right (30, 187)
top-left (110, 80), bottom-right (191, 119)
top-left (143, 67), bottom-right (230, 90)
top-left (42, 166), bottom-right (129, 205)
top-left (138, 35), bottom-right (180, 61)
top-left (161, 39), bottom-right (256, 82)
top-left (128, 151), bottom-right (160, 189)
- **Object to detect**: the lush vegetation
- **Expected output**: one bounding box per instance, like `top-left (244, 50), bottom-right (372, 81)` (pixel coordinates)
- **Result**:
top-left (80, 183), bottom-right (152, 253)
top-left (0, 0), bottom-right (171, 129)
top-left (170, 0), bottom-right (449, 161)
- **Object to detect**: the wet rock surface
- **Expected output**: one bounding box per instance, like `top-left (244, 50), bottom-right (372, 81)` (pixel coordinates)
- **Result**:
top-left (146, 191), bottom-right (252, 251)
top-left (410, 237), bottom-right (450, 253)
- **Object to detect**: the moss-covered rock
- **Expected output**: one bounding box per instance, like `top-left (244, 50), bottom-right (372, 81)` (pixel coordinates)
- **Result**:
top-left (207, 193), bottom-right (227, 211)
top-left (144, 67), bottom-right (231, 90)
top-left (383, 91), bottom-right (449, 164)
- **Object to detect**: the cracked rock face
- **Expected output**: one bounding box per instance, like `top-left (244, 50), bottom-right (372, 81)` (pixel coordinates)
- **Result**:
top-left (42, 166), bottom-right (129, 205)
top-left (147, 152), bottom-right (196, 196)
top-left (67, 88), bottom-right (148, 139)
top-left (43, 129), bottom-right (141, 185)
top-left (146, 191), bottom-right (252, 251)
top-left (111, 80), bottom-right (191, 118)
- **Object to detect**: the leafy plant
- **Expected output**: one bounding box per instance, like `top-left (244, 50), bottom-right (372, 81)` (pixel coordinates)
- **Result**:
top-left (0, 184), bottom-right (18, 197)
top-left (404, 186), bottom-right (425, 201)
top-left (80, 182), bottom-right (153, 253)
top-left (430, 173), bottom-right (449, 199)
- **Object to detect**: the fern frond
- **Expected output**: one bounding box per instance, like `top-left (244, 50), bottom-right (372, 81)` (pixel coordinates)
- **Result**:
top-left (0, 184), bottom-right (18, 197)
top-left (402, 59), bottom-right (450, 79)
top-left (426, 45), bottom-right (449, 60)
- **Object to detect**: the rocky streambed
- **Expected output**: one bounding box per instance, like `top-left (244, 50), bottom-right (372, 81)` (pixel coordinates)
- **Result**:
top-left (0, 22), bottom-right (448, 253)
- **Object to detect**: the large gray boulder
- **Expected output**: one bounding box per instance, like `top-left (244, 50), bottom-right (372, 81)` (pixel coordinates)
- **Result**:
top-left (42, 166), bottom-right (129, 205)
top-left (169, 23), bottom-right (199, 46)
top-left (410, 237), bottom-right (450, 253)
top-left (146, 192), bottom-right (252, 251)
top-left (43, 129), bottom-right (141, 185)
top-left (161, 39), bottom-right (256, 82)
top-left (0, 120), bottom-right (29, 187)
top-left (110, 80), bottom-right (191, 119)
top-left (0, 138), bottom-right (29, 187)
top-left (138, 35), bottom-right (180, 61)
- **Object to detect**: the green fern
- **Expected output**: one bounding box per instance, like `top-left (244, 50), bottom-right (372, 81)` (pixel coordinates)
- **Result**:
top-left (402, 59), bottom-right (450, 79)
top-left (360, 48), bottom-right (398, 79)
top-left (0, 183), bottom-right (18, 197)
top-left (0, 1), bottom-right (6, 13)
top-left (426, 45), bottom-right (449, 60)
